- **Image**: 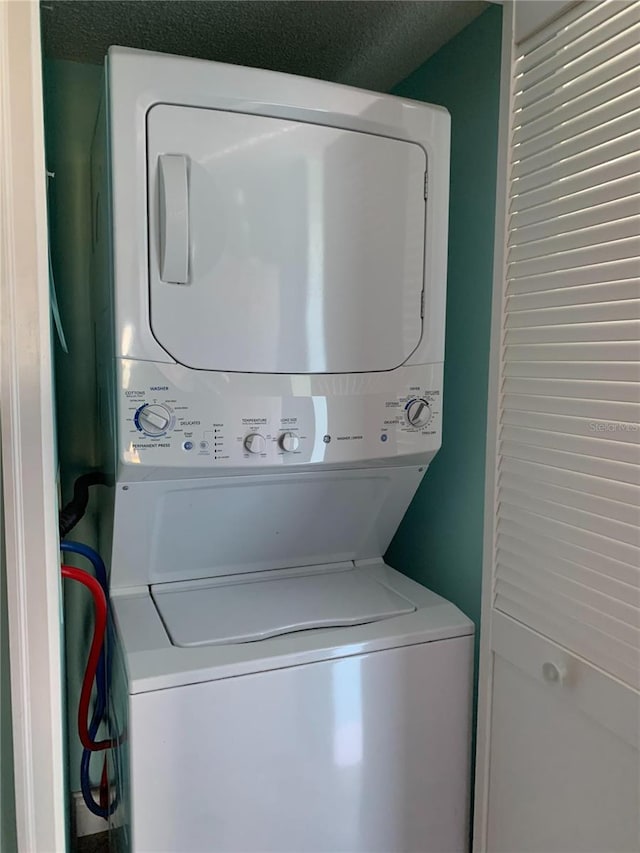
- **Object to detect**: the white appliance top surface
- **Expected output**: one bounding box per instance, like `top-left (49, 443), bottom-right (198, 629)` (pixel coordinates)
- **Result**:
top-left (112, 561), bottom-right (474, 693)
top-left (151, 564), bottom-right (416, 647)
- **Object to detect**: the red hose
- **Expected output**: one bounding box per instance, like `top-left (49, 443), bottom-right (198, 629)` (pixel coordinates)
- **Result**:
top-left (61, 565), bottom-right (117, 752)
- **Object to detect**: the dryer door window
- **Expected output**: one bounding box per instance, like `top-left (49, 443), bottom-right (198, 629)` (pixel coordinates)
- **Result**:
top-left (147, 105), bottom-right (426, 374)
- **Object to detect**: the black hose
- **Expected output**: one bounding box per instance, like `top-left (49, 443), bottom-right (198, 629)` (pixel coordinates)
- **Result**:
top-left (58, 472), bottom-right (109, 538)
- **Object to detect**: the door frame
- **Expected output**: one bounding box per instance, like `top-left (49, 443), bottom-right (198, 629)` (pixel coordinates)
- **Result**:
top-left (0, 1), bottom-right (66, 849)
top-left (472, 2), bottom-right (589, 850)
top-left (472, 1), bottom-right (514, 849)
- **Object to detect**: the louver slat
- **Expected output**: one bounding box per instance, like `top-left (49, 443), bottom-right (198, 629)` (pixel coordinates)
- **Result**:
top-left (498, 485), bottom-right (639, 546)
top-left (502, 375), bottom-right (640, 403)
top-left (507, 280), bottom-right (640, 311)
top-left (497, 549), bottom-right (639, 636)
top-left (509, 217), bottom-right (640, 262)
top-left (501, 424), bottom-right (639, 465)
top-left (518, 0), bottom-right (636, 74)
top-left (510, 153), bottom-right (640, 215)
top-left (504, 320), bottom-right (640, 344)
top-left (510, 175), bottom-right (640, 229)
top-left (512, 131), bottom-right (640, 197)
top-left (502, 393), bottom-right (639, 425)
top-left (499, 468), bottom-right (640, 526)
top-left (496, 564), bottom-right (639, 642)
top-left (514, 19), bottom-right (640, 113)
top-left (497, 534), bottom-right (639, 602)
top-left (518, 6), bottom-right (640, 97)
top-left (514, 91), bottom-right (640, 164)
top-left (500, 456), bottom-right (640, 517)
top-left (505, 299), bottom-right (640, 327)
top-left (511, 196), bottom-right (640, 247)
top-left (498, 517), bottom-right (640, 588)
top-left (514, 44), bottom-right (640, 130)
top-left (513, 111), bottom-right (640, 182)
top-left (504, 360), bottom-right (639, 381)
top-left (514, 66), bottom-right (640, 148)
top-left (502, 405), bottom-right (640, 440)
top-left (504, 341), bottom-right (640, 361)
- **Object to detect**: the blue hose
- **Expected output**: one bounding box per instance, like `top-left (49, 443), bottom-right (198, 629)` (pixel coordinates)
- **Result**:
top-left (61, 541), bottom-right (118, 818)
top-left (61, 540), bottom-right (108, 590)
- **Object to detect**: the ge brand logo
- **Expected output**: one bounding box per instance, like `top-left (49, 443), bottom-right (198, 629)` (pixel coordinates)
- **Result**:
top-left (323, 435), bottom-right (331, 444)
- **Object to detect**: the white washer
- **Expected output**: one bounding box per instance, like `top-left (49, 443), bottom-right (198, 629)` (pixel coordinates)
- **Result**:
top-left (110, 563), bottom-right (473, 853)
top-left (92, 48), bottom-right (473, 852)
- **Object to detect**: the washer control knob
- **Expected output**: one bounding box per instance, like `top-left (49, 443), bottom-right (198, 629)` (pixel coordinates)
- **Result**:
top-left (135, 403), bottom-right (171, 436)
top-left (406, 398), bottom-right (431, 428)
top-left (279, 431), bottom-right (299, 453)
top-left (244, 433), bottom-right (266, 454)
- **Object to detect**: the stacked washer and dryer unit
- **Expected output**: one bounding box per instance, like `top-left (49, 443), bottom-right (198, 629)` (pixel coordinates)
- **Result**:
top-left (94, 47), bottom-right (473, 853)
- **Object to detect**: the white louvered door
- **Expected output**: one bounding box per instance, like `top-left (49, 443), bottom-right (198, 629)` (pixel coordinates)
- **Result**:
top-left (475, 2), bottom-right (640, 850)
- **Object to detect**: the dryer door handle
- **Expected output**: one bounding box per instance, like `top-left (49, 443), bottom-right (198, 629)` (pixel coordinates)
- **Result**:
top-left (158, 154), bottom-right (189, 284)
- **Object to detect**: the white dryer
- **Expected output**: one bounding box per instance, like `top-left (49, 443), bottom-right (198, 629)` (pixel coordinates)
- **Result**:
top-left (92, 48), bottom-right (474, 853)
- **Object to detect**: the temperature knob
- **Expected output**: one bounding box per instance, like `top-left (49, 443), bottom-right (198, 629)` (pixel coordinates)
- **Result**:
top-left (244, 433), bottom-right (266, 454)
top-left (279, 432), bottom-right (299, 453)
top-left (405, 398), bottom-right (431, 428)
top-left (135, 403), bottom-right (171, 436)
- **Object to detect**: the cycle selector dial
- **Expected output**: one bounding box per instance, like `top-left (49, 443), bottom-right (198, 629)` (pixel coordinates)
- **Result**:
top-left (135, 403), bottom-right (172, 436)
top-left (244, 433), bottom-right (266, 454)
top-left (405, 398), bottom-right (432, 428)
top-left (279, 432), bottom-right (299, 453)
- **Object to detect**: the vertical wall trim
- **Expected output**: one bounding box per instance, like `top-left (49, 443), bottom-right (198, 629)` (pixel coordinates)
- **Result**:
top-left (0, 1), bottom-right (67, 850)
top-left (472, 2), bottom-right (515, 850)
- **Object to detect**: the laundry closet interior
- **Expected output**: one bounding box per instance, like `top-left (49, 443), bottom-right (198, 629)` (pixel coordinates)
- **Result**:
top-left (42, 0), bottom-right (500, 849)
top-left (4, 0), bottom-right (633, 850)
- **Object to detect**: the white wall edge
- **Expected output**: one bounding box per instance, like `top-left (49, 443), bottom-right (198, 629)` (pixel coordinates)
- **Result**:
top-left (0, 1), bottom-right (67, 850)
top-left (472, 1), bottom-right (515, 850)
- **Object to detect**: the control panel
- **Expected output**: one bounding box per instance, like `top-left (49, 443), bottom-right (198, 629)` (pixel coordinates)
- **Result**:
top-left (117, 360), bottom-right (443, 473)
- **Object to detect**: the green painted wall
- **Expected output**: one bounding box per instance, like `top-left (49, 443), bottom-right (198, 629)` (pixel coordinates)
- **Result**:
top-left (1, 479), bottom-right (18, 852)
top-left (43, 58), bottom-right (104, 794)
top-left (387, 5), bottom-right (502, 651)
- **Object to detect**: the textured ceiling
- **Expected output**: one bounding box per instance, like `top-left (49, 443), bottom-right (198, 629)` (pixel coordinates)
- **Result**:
top-left (40, 1), bottom-right (489, 91)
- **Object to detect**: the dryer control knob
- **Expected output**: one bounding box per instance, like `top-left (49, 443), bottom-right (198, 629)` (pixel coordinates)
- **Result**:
top-left (135, 403), bottom-right (171, 436)
top-left (279, 432), bottom-right (299, 453)
top-left (244, 433), bottom-right (266, 454)
top-left (405, 398), bottom-right (431, 428)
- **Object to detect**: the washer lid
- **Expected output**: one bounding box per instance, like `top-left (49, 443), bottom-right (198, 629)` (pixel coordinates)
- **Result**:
top-left (151, 564), bottom-right (416, 647)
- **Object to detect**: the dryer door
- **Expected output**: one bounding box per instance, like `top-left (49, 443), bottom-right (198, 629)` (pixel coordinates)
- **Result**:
top-left (147, 105), bottom-right (426, 374)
